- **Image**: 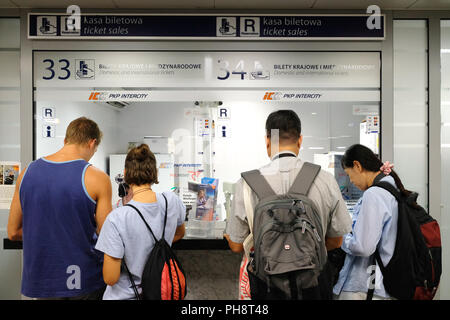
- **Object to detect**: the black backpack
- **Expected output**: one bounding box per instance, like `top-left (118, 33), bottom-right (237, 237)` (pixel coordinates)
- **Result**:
top-left (367, 178), bottom-right (441, 300)
top-left (123, 194), bottom-right (186, 300)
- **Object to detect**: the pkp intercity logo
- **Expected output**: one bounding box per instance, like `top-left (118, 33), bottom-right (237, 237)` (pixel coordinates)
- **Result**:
top-left (263, 91), bottom-right (323, 101)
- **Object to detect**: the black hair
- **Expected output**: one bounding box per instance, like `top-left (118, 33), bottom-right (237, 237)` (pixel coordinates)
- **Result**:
top-left (341, 144), bottom-right (412, 199)
top-left (265, 110), bottom-right (302, 143)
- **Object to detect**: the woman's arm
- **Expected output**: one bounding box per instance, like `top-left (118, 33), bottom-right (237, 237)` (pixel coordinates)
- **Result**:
top-left (173, 224), bottom-right (185, 243)
top-left (102, 254), bottom-right (122, 286)
top-left (342, 190), bottom-right (388, 257)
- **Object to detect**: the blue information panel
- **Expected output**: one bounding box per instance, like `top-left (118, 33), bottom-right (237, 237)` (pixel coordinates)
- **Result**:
top-left (28, 14), bottom-right (385, 40)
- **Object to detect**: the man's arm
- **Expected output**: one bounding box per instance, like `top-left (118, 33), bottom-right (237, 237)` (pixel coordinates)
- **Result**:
top-left (325, 236), bottom-right (343, 251)
top-left (224, 233), bottom-right (244, 253)
top-left (7, 166), bottom-right (27, 241)
top-left (224, 178), bottom-right (250, 254)
top-left (84, 166), bottom-right (113, 233)
top-left (324, 197), bottom-right (348, 251)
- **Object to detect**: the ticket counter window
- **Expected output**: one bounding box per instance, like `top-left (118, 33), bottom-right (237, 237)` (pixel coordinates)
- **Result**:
top-left (33, 51), bottom-right (380, 239)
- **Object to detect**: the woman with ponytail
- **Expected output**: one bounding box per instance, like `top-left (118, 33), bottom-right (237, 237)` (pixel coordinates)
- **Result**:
top-left (95, 144), bottom-right (186, 299)
top-left (333, 144), bottom-right (409, 300)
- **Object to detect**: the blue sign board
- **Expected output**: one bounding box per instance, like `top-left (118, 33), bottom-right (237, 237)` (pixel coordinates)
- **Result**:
top-left (28, 14), bottom-right (385, 40)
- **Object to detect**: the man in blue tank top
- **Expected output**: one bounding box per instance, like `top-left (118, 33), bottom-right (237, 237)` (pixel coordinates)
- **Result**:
top-left (7, 117), bottom-right (113, 299)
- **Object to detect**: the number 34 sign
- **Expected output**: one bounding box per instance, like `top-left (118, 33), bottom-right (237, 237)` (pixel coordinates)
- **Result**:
top-left (216, 59), bottom-right (267, 81)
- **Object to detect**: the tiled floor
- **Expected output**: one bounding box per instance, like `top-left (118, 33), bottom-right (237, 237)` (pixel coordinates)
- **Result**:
top-left (175, 250), bottom-right (242, 300)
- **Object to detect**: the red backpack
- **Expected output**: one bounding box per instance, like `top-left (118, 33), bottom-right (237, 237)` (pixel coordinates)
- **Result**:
top-left (124, 194), bottom-right (186, 300)
top-left (368, 181), bottom-right (441, 300)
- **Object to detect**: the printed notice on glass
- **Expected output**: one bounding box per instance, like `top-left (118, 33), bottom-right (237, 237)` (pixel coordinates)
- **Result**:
top-left (0, 162), bottom-right (20, 210)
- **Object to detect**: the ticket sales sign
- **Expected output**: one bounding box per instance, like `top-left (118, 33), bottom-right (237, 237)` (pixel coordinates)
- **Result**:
top-left (28, 14), bottom-right (385, 40)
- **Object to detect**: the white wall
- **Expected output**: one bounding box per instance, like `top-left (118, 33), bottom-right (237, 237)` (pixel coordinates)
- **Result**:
top-left (393, 20), bottom-right (429, 209)
top-left (35, 100), bottom-right (120, 172)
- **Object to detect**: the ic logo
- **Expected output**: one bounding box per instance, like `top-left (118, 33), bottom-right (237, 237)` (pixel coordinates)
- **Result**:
top-left (75, 59), bottom-right (95, 79)
top-left (89, 92), bottom-right (100, 100)
top-left (88, 92), bottom-right (106, 101)
top-left (263, 92), bottom-right (281, 101)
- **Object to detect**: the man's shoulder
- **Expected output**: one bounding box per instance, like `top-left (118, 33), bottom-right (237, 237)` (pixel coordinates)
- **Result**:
top-left (86, 164), bottom-right (109, 180)
top-left (85, 165), bottom-right (111, 192)
top-left (314, 167), bottom-right (338, 185)
top-left (239, 159), bottom-right (338, 191)
top-left (258, 160), bottom-right (280, 175)
top-left (308, 168), bottom-right (341, 200)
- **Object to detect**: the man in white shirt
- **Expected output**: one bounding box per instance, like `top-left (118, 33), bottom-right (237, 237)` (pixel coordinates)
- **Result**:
top-left (224, 109), bottom-right (352, 299)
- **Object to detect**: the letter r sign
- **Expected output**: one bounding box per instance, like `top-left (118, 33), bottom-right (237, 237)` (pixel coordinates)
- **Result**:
top-left (42, 107), bottom-right (55, 119)
top-left (240, 17), bottom-right (260, 37)
top-left (218, 107), bottom-right (230, 120)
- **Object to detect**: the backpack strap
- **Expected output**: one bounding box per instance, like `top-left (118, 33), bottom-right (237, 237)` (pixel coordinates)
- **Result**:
top-left (369, 180), bottom-right (400, 273)
top-left (241, 169), bottom-right (276, 200)
top-left (367, 179), bottom-right (400, 271)
top-left (366, 250), bottom-right (385, 300)
top-left (366, 177), bottom-right (398, 300)
top-left (124, 195), bottom-right (169, 300)
top-left (371, 180), bottom-right (402, 202)
top-left (161, 193), bottom-right (168, 239)
top-left (288, 162), bottom-right (321, 196)
top-left (123, 259), bottom-right (142, 300)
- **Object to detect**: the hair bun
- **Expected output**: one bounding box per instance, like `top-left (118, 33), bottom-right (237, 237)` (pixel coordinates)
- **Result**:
top-left (135, 144), bottom-right (150, 161)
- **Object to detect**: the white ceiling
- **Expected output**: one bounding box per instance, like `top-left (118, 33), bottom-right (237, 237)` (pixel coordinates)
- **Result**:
top-left (1, 0), bottom-right (450, 10)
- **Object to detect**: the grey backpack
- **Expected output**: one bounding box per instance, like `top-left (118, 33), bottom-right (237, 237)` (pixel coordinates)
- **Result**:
top-left (242, 162), bottom-right (327, 300)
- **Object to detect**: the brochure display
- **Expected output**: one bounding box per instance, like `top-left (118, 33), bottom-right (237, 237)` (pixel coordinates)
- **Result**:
top-left (186, 178), bottom-right (224, 239)
top-left (0, 161), bottom-right (20, 210)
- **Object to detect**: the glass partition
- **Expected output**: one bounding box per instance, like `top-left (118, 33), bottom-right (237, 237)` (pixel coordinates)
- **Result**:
top-left (33, 51), bottom-right (380, 239)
